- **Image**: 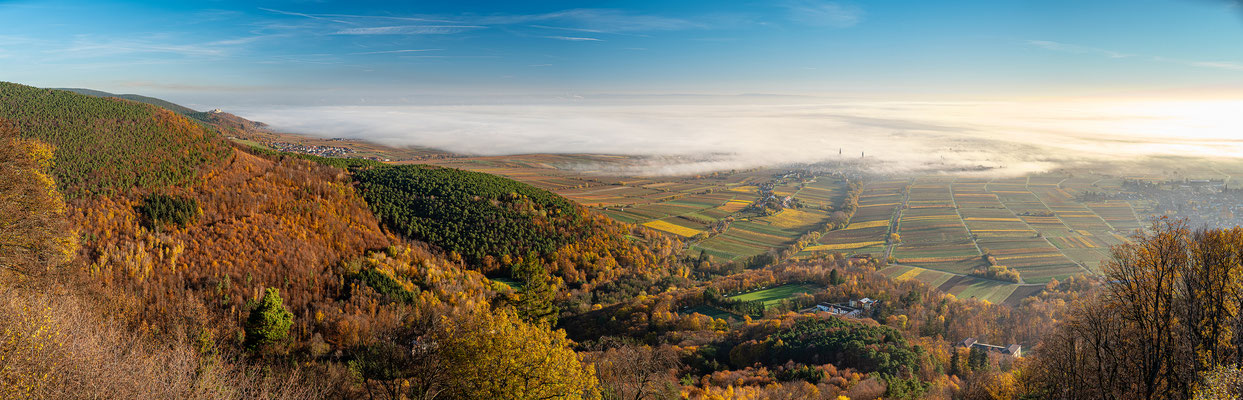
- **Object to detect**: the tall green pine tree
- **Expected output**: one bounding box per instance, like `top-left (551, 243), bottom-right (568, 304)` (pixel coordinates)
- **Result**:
top-left (244, 288), bottom-right (293, 353)
top-left (510, 253), bottom-right (559, 326)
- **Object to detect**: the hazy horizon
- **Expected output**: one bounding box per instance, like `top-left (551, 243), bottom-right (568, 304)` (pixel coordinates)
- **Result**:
top-left (5, 0), bottom-right (1243, 175)
top-left (234, 95), bottom-right (1243, 176)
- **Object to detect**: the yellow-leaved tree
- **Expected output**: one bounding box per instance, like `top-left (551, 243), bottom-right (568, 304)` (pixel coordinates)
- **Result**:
top-left (433, 306), bottom-right (601, 400)
top-left (0, 119), bottom-right (77, 274)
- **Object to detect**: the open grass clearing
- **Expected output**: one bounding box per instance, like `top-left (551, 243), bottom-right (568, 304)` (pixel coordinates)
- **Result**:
top-left (727, 283), bottom-right (822, 308)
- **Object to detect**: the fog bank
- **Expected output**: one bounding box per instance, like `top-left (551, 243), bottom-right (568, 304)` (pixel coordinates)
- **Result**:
top-left (239, 98), bottom-right (1243, 176)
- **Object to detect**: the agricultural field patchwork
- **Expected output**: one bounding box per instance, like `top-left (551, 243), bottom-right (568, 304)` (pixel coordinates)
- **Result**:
top-left (893, 180), bottom-right (982, 273)
top-left (881, 265), bottom-right (1032, 305)
top-left (977, 237), bottom-right (1083, 283)
top-left (799, 180), bottom-right (907, 258)
top-left (693, 235), bottom-right (771, 261)
top-left (764, 208), bottom-right (828, 230)
top-left (434, 156), bottom-right (1157, 301)
top-left (793, 178), bottom-right (847, 208)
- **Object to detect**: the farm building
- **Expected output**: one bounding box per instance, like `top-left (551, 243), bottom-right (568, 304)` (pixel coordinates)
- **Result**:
top-left (957, 337), bottom-right (1022, 357)
top-left (809, 303), bottom-right (862, 317)
top-left (803, 298), bottom-right (879, 318)
top-left (850, 298), bottom-right (878, 310)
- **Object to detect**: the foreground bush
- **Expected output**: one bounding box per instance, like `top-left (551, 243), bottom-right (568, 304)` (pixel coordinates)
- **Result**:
top-left (0, 285), bottom-right (323, 399)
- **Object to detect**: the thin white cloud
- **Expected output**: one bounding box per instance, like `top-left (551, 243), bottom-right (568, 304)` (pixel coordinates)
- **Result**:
top-left (350, 49), bottom-right (443, 55)
top-left (1030, 40), bottom-right (1243, 72)
top-left (395, 55), bottom-right (501, 59)
top-left (116, 81), bottom-right (304, 92)
top-left (258, 7), bottom-right (353, 24)
top-left (53, 37), bottom-right (228, 59)
top-left (1027, 40), bottom-right (1133, 58)
top-left (783, 1), bottom-right (863, 28)
top-left (1187, 61), bottom-right (1243, 71)
top-left (529, 24), bottom-right (604, 33)
top-left (310, 13), bottom-right (457, 24)
top-left (334, 25), bottom-right (485, 35)
top-left (260, 53), bottom-right (343, 65)
top-left (474, 9), bottom-right (703, 32)
top-left (262, 7), bottom-right (703, 37)
top-left (0, 35), bottom-right (35, 46)
top-left (543, 36), bottom-right (601, 41)
top-left (207, 34), bottom-right (287, 46)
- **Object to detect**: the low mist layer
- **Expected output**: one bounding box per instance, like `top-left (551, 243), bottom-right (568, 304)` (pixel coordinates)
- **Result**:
top-left (241, 97), bottom-right (1243, 176)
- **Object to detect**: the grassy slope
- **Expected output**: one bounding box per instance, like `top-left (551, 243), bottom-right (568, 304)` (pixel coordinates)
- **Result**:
top-left (727, 283), bottom-right (821, 307)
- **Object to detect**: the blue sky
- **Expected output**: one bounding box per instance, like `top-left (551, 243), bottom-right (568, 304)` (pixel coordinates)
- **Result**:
top-left (1, 0), bottom-right (1242, 106)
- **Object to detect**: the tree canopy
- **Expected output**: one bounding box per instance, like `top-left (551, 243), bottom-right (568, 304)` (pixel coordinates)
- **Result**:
top-left (0, 82), bottom-right (229, 197)
top-left (354, 164), bottom-right (579, 267)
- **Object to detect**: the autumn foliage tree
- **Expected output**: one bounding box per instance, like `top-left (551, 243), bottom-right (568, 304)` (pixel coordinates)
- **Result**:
top-left (432, 306), bottom-right (601, 400)
top-left (0, 119), bottom-right (77, 274)
top-left (1026, 219), bottom-right (1243, 399)
top-left (586, 340), bottom-right (682, 400)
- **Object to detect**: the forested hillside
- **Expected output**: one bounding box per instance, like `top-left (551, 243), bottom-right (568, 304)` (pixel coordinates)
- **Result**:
top-left (354, 164), bottom-right (690, 306)
top-left (0, 85), bottom-right (658, 398)
top-left (355, 164), bottom-right (580, 265)
top-left (0, 82), bottom-right (230, 197)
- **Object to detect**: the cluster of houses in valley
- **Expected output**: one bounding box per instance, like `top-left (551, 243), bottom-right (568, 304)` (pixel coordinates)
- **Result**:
top-left (804, 297), bottom-right (1023, 357)
top-left (1095, 178), bottom-right (1243, 229)
top-left (267, 141), bottom-right (353, 158)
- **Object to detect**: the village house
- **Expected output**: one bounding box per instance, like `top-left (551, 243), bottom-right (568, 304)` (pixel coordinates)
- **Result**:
top-left (850, 297), bottom-right (877, 310)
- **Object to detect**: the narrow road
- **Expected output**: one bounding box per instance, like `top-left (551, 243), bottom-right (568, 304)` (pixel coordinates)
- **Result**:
top-left (883, 179), bottom-right (913, 262)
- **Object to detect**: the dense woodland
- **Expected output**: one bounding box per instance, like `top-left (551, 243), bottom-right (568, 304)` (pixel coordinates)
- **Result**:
top-left (354, 164), bottom-right (685, 280)
top-left (0, 82), bottom-right (231, 197)
top-left (3, 82), bottom-right (1243, 399)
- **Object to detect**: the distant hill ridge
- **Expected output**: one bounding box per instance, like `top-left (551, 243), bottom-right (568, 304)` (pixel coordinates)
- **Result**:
top-left (55, 88), bottom-right (200, 115)
top-left (54, 87), bottom-right (268, 132)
